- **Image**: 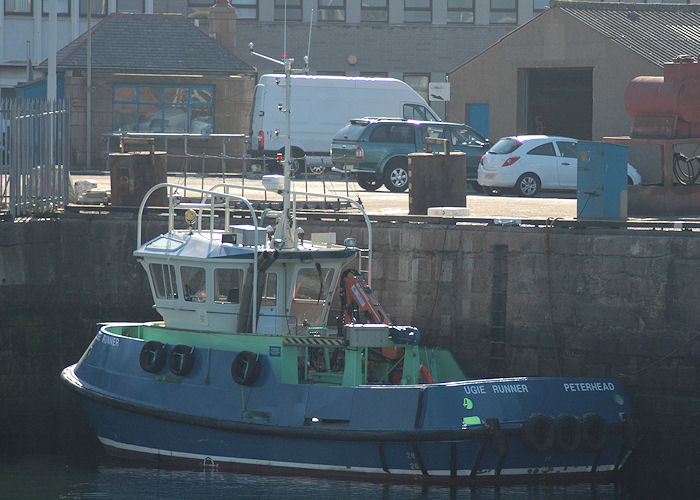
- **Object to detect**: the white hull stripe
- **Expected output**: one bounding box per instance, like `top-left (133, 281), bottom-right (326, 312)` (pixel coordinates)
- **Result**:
top-left (98, 436), bottom-right (616, 476)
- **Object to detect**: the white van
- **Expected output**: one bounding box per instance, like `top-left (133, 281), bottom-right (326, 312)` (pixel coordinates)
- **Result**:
top-left (248, 74), bottom-right (439, 173)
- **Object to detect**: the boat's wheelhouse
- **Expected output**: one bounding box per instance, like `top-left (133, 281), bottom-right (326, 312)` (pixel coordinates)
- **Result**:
top-left (136, 229), bottom-right (357, 335)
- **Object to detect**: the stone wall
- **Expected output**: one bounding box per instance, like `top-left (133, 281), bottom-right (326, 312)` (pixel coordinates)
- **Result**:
top-left (0, 212), bottom-right (698, 488)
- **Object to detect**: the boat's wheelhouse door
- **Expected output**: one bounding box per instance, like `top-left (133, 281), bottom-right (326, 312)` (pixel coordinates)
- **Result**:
top-left (256, 271), bottom-right (280, 334)
top-left (289, 264), bottom-right (338, 333)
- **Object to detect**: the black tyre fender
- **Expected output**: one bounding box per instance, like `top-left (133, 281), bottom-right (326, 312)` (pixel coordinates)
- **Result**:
top-left (383, 158), bottom-right (409, 192)
top-left (169, 344), bottom-right (195, 377)
top-left (521, 413), bottom-right (556, 452)
top-left (514, 172), bottom-right (540, 197)
top-left (231, 351), bottom-right (262, 386)
top-left (580, 413), bottom-right (608, 451)
top-left (357, 173), bottom-right (381, 191)
top-left (139, 341), bottom-right (167, 374)
top-left (554, 414), bottom-right (582, 452)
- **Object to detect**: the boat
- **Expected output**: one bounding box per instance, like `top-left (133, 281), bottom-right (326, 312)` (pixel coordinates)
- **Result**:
top-left (59, 172), bottom-right (635, 483)
top-left (61, 53), bottom-right (634, 485)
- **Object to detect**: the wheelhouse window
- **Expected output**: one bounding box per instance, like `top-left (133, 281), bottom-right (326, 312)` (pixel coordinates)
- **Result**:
top-left (318, 0), bottom-right (345, 22)
top-left (150, 263), bottom-right (178, 300)
top-left (447, 0), bottom-right (474, 23)
top-left (42, 0), bottom-right (69, 14)
top-left (80, 0), bottom-right (107, 16)
top-left (275, 0), bottom-right (302, 21)
top-left (361, 0), bottom-right (387, 22)
top-left (5, 0), bottom-right (32, 14)
top-left (490, 0), bottom-right (517, 24)
top-left (261, 273), bottom-right (277, 306)
top-left (404, 0), bottom-right (432, 23)
top-left (112, 84), bottom-right (214, 134)
top-left (214, 268), bottom-right (244, 304)
top-left (290, 267), bottom-right (336, 326)
top-left (182, 266), bottom-right (207, 302)
top-left (117, 0), bottom-right (144, 13)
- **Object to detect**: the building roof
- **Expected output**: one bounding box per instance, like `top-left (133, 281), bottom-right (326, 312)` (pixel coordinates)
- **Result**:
top-left (39, 13), bottom-right (255, 76)
top-left (554, 1), bottom-right (700, 67)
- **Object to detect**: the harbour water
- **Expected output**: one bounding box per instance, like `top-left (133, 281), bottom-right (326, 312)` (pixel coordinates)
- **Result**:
top-left (1, 455), bottom-right (637, 500)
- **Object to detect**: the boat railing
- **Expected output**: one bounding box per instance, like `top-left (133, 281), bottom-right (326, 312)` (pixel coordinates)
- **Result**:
top-left (210, 182), bottom-right (374, 287)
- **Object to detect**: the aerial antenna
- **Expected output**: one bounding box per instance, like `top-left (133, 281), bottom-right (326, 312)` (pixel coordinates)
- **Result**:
top-left (283, 0), bottom-right (287, 58)
top-left (304, 9), bottom-right (314, 73)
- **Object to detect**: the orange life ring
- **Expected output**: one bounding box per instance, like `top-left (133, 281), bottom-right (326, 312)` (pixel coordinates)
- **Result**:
top-left (419, 364), bottom-right (434, 384)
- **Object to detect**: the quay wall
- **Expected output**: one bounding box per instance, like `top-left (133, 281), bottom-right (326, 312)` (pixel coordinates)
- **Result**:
top-left (0, 211), bottom-right (698, 486)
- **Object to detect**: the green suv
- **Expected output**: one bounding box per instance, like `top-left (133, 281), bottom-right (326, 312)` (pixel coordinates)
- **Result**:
top-left (330, 118), bottom-right (490, 192)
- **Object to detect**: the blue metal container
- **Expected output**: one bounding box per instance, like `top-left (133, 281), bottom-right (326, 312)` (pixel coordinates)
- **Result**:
top-left (577, 141), bottom-right (628, 220)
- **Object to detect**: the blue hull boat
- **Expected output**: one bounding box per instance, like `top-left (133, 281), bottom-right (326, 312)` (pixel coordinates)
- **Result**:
top-left (61, 177), bottom-right (634, 484)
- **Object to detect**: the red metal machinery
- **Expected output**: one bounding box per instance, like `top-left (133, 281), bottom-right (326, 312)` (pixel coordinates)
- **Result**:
top-left (604, 55), bottom-right (700, 216)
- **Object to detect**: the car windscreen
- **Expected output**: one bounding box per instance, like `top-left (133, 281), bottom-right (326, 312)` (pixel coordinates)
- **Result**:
top-left (488, 138), bottom-right (521, 154)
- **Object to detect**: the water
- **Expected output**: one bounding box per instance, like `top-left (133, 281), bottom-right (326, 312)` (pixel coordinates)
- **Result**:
top-left (0, 456), bottom-right (634, 500)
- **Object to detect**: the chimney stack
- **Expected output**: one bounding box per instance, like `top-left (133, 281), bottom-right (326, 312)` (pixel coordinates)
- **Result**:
top-left (209, 0), bottom-right (237, 54)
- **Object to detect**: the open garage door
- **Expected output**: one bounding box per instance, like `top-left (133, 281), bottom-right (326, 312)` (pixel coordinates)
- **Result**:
top-left (518, 68), bottom-right (593, 139)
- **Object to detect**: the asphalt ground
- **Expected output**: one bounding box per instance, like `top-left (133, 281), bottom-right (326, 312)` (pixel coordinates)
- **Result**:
top-left (70, 172), bottom-right (578, 220)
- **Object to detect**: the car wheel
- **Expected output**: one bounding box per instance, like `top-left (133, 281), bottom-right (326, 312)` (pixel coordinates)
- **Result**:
top-left (383, 158), bottom-right (409, 192)
top-left (514, 173), bottom-right (540, 197)
top-left (357, 173), bottom-right (381, 191)
top-left (471, 181), bottom-right (483, 193)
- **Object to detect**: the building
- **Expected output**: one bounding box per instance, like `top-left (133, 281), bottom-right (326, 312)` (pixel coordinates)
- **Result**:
top-left (28, 5), bottom-right (256, 169)
top-left (446, 1), bottom-right (700, 183)
top-left (0, 0), bottom-right (558, 121)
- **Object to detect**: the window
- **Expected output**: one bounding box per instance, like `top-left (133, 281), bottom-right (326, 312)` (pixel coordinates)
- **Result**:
top-left (447, 0), bottom-right (474, 23)
top-left (290, 267), bottom-right (336, 326)
top-left (405, 0), bottom-right (431, 23)
top-left (5, 0), bottom-right (32, 14)
top-left (361, 0), bottom-right (387, 22)
top-left (490, 0), bottom-right (517, 24)
top-left (261, 273), bottom-right (277, 306)
top-left (214, 268), bottom-right (244, 304)
top-left (450, 126), bottom-right (486, 147)
top-left (403, 73), bottom-right (430, 102)
top-left (232, 1), bottom-right (258, 19)
top-left (423, 125), bottom-right (447, 140)
top-left (370, 124), bottom-right (414, 144)
top-left (112, 84), bottom-right (214, 134)
top-left (42, 0), bottom-right (69, 14)
top-left (528, 142), bottom-right (556, 157)
top-left (557, 141), bottom-right (577, 158)
top-left (318, 0), bottom-right (345, 22)
top-left (150, 264), bottom-right (178, 300)
top-left (403, 103), bottom-right (436, 121)
top-left (80, 0), bottom-right (107, 16)
top-left (182, 266), bottom-right (207, 302)
top-left (533, 0), bottom-right (548, 13)
top-left (275, 0), bottom-right (302, 21)
top-left (117, 0), bottom-right (144, 13)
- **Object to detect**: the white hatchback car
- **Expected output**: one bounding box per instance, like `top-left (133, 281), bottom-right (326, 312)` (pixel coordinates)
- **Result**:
top-left (477, 135), bottom-right (642, 197)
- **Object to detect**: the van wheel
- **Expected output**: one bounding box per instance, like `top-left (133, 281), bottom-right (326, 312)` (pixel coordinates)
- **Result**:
top-left (308, 164), bottom-right (325, 175)
top-left (384, 158), bottom-right (409, 192)
top-left (357, 173), bottom-right (381, 191)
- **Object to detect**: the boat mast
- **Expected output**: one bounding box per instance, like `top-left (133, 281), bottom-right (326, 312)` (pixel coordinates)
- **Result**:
top-left (249, 43), bottom-right (297, 248)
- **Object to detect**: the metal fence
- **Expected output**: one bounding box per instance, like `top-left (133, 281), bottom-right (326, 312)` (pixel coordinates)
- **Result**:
top-left (0, 98), bottom-right (70, 219)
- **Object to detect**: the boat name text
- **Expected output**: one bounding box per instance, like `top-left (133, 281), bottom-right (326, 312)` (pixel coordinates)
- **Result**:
top-left (96, 332), bottom-right (120, 347)
top-left (463, 384), bottom-right (529, 395)
top-left (563, 382), bottom-right (615, 392)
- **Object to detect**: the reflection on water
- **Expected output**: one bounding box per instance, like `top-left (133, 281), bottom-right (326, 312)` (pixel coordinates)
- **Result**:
top-left (0, 456), bottom-right (632, 500)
